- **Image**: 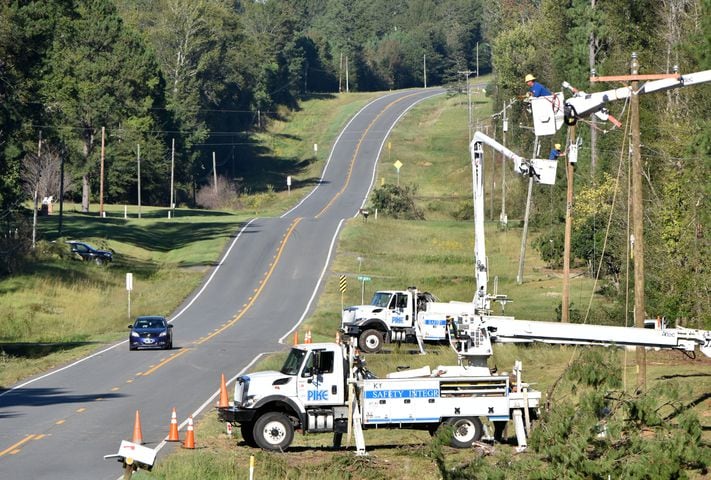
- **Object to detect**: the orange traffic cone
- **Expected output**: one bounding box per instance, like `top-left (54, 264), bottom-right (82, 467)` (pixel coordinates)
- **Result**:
top-left (293, 331), bottom-right (299, 345)
top-left (305, 330), bottom-right (312, 344)
top-left (182, 416), bottom-right (196, 449)
top-left (132, 410), bottom-right (144, 445)
top-left (167, 407), bottom-right (180, 442)
top-left (217, 373), bottom-right (229, 408)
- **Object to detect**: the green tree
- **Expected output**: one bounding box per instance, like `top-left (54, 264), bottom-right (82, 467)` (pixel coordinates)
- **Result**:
top-left (40, 0), bottom-right (162, 212)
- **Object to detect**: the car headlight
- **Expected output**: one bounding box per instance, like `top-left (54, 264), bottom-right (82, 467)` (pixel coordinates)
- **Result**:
top-left (159, 331), bottom-right (167, 337)
top-left (130, 331), bottom-right (139, 337)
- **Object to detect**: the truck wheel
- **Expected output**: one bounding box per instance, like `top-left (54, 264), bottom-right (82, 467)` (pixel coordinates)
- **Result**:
top-left (240, 422), bottom-right (258, 448)
top-left (446, 417), bottom-right (483, 448)
top-left (254, 412), bottom-right (294, 451)
top-left (359, 329), bottom-right (384, 353)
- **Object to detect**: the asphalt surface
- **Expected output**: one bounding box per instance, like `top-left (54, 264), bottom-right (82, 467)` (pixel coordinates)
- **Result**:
top-left (0, 87), bottom-right (445, 479)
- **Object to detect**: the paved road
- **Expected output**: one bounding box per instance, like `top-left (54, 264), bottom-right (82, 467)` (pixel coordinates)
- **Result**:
top-left (0, 88), bottom-right (444, 479)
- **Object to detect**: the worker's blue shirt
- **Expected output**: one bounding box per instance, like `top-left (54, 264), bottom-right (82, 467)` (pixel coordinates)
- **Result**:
top-left (530, 81), bottom-right (552, 97)
top-left (549, 148), bottom-right (560, 160)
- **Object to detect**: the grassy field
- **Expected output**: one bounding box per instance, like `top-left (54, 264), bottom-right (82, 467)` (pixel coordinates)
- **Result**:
top-left (132, 84), bottom-right (710, 478)
top-left (0, 93), bottom-right (378, 388)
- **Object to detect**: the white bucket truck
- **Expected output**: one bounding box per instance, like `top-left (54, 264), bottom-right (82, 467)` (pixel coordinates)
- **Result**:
top-left (340, 287), bottom-right (478, 353)
top-left (218, 339), bottom-right (540, 454)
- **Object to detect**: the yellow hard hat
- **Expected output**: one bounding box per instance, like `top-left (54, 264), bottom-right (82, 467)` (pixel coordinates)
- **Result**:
top-left (554, 143), bottom-right (561, 150)
top-left (525, 74), bottom-right (536, 82)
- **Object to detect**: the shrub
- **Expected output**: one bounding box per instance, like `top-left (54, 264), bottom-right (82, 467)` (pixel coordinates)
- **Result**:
top-left (370, 183), bottom-right (424, 220)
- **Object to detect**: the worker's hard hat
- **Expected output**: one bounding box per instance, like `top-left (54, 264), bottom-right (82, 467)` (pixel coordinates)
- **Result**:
top-left (525, 74), bottom-right (536, 82)
top-left (554, 143), bottom-right (561, 150)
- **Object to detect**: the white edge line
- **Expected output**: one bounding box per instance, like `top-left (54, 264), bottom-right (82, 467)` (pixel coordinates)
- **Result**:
top-left (360, 90), bottom-right (445, 213)
top-left (278, 218), bottom-right (346, 344)
top-left (148, 352), bottom-right (271, 462)
top-left (280, 91), bottom-right (412, 219)
top-left (170, 217), bottom-right (258, 322)
top-left (1, 218), bottom-right (259, 399)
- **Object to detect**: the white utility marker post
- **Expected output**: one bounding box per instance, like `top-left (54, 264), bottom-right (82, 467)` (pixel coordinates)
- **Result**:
top-left (126, 273), bottom-right (133, 319)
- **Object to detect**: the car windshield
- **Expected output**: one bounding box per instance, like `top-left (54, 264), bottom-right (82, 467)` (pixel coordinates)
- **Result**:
top-left (280, 348), bottom-right (307, 375)
top-left (135, 318), bottom-right (165, 329)
top-left (370, 292), bottom-right (392, 307)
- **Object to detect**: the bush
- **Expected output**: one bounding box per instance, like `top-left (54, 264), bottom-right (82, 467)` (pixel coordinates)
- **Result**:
top-left (196, 176), bottom-right (242, 210)
top-left (370, 183), bottom-right (424, 220)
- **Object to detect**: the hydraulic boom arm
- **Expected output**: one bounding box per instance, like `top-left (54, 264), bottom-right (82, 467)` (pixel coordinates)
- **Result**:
top-left (470, 132), bottom-right (557, 312)
top-left (564, 70), bottom-right (711, 123)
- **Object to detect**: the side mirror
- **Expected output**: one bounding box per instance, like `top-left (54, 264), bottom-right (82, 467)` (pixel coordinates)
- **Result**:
top-left (168, 324), bottom-right (174, 329)
top-left (128, 325), bottom-right (133, 329)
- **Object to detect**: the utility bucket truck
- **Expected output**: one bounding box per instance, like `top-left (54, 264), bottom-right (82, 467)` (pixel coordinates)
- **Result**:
top-left (218, 338), bottom-right (542, 454)
top-left (341, 287), bottom-right (477, 353)
top-left (341, 131), bottom-right (558, 354)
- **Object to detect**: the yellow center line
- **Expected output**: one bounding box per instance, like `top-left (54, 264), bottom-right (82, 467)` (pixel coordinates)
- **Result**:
top-left (139, 348), bottom-right (192, 376)
top-left (195, 217), bottom-right (303, 345)
top-left (0, 434), bottom-right (37, 457)
top-left (315, 92), bottom-right (423, 218)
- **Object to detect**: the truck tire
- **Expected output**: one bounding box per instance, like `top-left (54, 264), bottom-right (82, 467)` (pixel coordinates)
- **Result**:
top-left (446, 416), bottom-right (483, 448)
top-left (240, 422), bottom-right (258, 448)
top-left (254, 412), bottom-right (294, 451)
top-left (359, 329), bottom-right (384, 353)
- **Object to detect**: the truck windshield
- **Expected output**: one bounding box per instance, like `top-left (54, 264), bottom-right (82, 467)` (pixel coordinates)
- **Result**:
top-left (280, 348), bottom-right (307, 375)
top-left (370, 292), bottom-right (392, 307)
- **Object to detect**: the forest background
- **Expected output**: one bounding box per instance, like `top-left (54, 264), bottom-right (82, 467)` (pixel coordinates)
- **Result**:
top-left (0, 0), bottom-right (709, 327)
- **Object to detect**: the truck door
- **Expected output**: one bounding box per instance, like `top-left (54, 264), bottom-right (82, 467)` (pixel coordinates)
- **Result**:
top-left (387, 292), bottom-right (410, 326)
top-left (297, 349), bottom-right (344, 406)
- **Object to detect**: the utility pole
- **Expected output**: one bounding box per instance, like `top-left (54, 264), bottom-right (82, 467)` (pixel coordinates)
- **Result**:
top-left (58, 152), bottom-right (65, 236)
top-left (32, 131), bottom-right (41, 249)
top-left (99, 126), bottom-right (105, 217)
top-left (213, 151), bottom-right (218, 194)
top-left (458, 70), bottom-right (474, 144)
top-left (137, 144), bottom-right (142, 219)
top-left (500, 105), bottom-right (508, 227)
top-left (629, 52), bottom-right (646, 390)
top-left (582, 53), bottom-right (684, 388)
top-left (476, 42), bottom-right (479, 77)
top-left (423, 54), bottom-right (427, 88)
top-left (339, 52), bottom-right (343, 93)
top-left (345, 55), bottom-right (349, 93)
top-left (170, 138), bottom-right (175, 213)
top-left (490, 120), bottom-right (497, 221)
top-left (562, 124), bottom-right (575, 323)
top-left (517, 136), bottom-right (539, 284)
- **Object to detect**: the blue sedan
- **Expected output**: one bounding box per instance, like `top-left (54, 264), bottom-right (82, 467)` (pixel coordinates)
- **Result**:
top-left (128, 316), bottom-right (173, 350)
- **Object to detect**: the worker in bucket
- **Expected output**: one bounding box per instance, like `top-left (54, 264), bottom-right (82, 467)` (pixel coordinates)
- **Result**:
top-left (549, 143), bottom-right (566, 160)
top-left (525, 74), bottom-right (552, 97)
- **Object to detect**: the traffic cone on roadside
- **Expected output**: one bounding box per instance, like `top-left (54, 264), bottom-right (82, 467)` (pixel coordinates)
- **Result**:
top-left (305, 330), bottom-right (312, 344)
top-left (182, 416), bottom-right (196, 449)
top-left (132, 410), bottom-right (144, 445)
top-left (293, 331), bottom-right (299, 345)
top-left (167, 407), bottom-right (180, 442)
top-left (217, 373), bottom-right (229, 408)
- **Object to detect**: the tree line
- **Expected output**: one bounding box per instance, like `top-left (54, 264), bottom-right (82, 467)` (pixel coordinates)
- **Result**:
top-left (0, 0), bottom-right (485, 215)
top-left (486, 0), bottom-right (710, 326)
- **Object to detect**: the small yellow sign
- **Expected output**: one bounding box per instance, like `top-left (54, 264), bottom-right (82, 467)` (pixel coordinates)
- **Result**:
top-left (393, 160), bottom-right (403, 170)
